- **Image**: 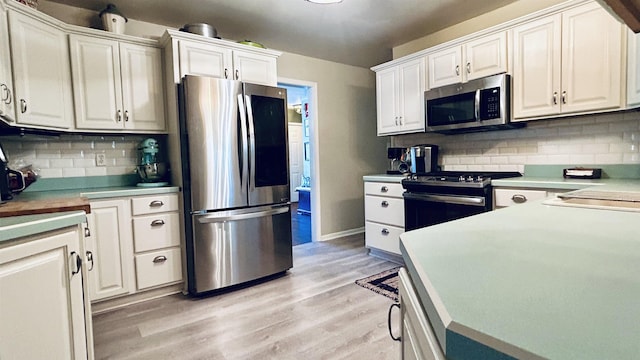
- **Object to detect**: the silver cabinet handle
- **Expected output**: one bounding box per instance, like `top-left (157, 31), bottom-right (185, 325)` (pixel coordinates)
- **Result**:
top-left (394, 116), bottom-right (398, 125)
top-left (117, 109), bottom-right (122, 122)
top-left (224, 68), bottom-right (228, 79)
top-left (86, 251), bottom-right (94, 271)
top-left (151, 219), bottom-right (165, 226)
top-left (0, 84), bottom-right (8, 102)
top-left (381, 228), bottom-right (390, 235)
top-left (235, 69), bottom-right (239, 80)
top-left (20, 99), bottom-right (27, 113)
top-left (381, 200), bottom-right (389, 207)
top-left (153, 255), bottom-right (167, 263)
top-left (455, 65), bottom-right (460, 76)
top-left (149, 200), bottom-right (164, 207)
top-left (124, 110), bottom-right (129, 122)
top-left (553, 92), bottom-right (558, 105)
top-left (511, 194), bottom-right (527, 204)
top-left (562, 91), bottom-right (567, 104)
top-left (398, 116), bottom-right (403, 125)
top-left (466, 62), bottom-right (471, 74)
top-left (380, 186), bottom-right (388, 193)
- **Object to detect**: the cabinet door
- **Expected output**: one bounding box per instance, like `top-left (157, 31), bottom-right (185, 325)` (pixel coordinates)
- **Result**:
top-left (464, 32), bottom-right (507, 81)
top-left (0, 227), bottom-right (87, 360)
top-left (628, 30), bottom-right (640, 106)
top-left (233, 50), bottom-right (277, 86)
top-left (428, 46), bottom-right (462, 88)
top-left (86, 199), bottom-right (133, 301)
top-left (0, 7), bottom-right (15, 123)
top-left (8, 11), bottom-right (73, 129)
top-left (561, 2), bottom-right (623, 113)
top-left (120, 43), bottom-right (166, 131)
top-left (512, 15), bottom-right (562, 120)
top-left (69, 35), bottom-right (123, 130)
top-left (399, 58), bottom-right (426, 133)
top-left (376, 67), bottom-right (399, 135)
top-left (178, 40), bottom-right (232, 79)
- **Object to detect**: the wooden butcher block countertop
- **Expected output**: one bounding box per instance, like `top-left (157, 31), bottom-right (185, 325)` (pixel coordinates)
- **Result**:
top-left (0, 196), bottom-right (91, 218)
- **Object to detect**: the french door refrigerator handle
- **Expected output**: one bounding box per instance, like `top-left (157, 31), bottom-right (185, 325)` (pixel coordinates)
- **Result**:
top-left (196, 206), bottom-right (289, 223)
top-left (245, 94), bottom-right (257, 192)
top-left (237, 94), bottom-right (249, 191)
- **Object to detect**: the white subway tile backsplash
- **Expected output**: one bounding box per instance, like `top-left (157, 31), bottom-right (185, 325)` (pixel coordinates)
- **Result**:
top-left (1, 134), bottom-right (149, 178)
top-left (392, 111), bottom-right (640, 173)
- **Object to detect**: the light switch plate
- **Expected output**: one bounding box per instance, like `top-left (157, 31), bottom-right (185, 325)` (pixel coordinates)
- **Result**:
top-left (96, 153), bottom-right (106, 167)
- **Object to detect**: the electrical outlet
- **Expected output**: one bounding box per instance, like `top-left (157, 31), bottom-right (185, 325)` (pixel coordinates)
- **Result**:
top-left (96, 153), bottom-right (106, 167)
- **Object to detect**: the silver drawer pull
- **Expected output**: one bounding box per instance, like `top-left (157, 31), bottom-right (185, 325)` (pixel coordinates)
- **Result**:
top-left (381, 228), bottom-right (389, 235)
top-left (149, 200), bottom-right (164, 207)
top-left (153, 255), bottom-right (167, 263)
top-left (511, 194), bottom-right (527, 204)
top-left (380, 186), bottom-right (388, 193)
top-left (151, 219), bottom-right (165, 227)
top-left (381, 200), bottom-right (389, 207)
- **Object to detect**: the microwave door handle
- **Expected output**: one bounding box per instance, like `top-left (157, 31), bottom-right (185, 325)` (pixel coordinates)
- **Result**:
top-left (474, 89), bottom-right (481, 121)
top-left (245, 94), bottom-right (256, 192)
top-left (237, 94), bottom-right (249, 191)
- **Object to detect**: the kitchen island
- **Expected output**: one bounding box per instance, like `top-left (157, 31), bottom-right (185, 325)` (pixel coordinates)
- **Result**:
top-left (400, 187), bottom-right (640, 359)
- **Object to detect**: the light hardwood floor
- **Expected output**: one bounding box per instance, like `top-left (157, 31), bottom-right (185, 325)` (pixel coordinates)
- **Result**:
top-left (92, 234), bottom-right (402, 360)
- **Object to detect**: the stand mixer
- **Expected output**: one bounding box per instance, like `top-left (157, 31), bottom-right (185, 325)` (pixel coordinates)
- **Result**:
top-left (136, 138), bottom-right (168, 187)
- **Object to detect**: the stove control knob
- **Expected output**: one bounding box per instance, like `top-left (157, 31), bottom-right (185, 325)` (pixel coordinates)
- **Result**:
top-left (466, 175), bottom-right (474, 182)
top-left (458, 175), bottom-right (465, 182)
top-left (476, 175), bottom-right (484, 182)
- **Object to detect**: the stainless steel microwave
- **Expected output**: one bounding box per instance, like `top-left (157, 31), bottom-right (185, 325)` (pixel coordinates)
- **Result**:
top-left (425, 73), bottom-right (523, 134)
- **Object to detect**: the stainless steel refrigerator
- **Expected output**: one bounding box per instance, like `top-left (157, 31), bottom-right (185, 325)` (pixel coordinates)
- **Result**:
top-left (178, 75), bottom-right (292, 295)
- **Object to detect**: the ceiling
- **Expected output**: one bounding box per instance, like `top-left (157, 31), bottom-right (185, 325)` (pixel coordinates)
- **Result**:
top-left (46, 0), bottom-right (519, 68)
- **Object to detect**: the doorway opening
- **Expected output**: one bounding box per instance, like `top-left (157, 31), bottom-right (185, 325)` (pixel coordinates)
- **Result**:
top-left (278, 78), bottom-right (318, 246)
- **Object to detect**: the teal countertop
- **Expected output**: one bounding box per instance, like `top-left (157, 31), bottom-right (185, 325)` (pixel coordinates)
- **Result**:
top-left (12, 185), bottom-right (180, 201)
top-left (400, 191), bottom-right (640, 359)
top-left (363, 174), bottom-right (408, 183)
top-left (0, 211), bottom-right (87, 244)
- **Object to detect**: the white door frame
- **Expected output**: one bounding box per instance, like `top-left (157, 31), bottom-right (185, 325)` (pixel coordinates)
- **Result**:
top-left (278, 77), bottom-right (320, 243)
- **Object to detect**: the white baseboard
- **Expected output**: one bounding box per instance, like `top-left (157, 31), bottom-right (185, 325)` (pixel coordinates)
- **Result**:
top-left (319, 227), bottom-right (364, 242)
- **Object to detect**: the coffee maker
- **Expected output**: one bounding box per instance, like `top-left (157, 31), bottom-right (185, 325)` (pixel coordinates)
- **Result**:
top-left (409, 144), bottom-right (439, 174)
top-left (387, 147), bottom-right (409, 174)
top-left (0, 143), bottom-right (23, 201)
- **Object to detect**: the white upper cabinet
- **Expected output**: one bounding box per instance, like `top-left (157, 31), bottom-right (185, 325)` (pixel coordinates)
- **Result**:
top-left (8, 10), bottom-right (73, 129)
top-left (176, 35), bottom-right (278, 86)
top-left (428, 31), bottom-right (507, 88)
top-left (512, 2), bottom-right (624, 120)
top-left (70, 34), bottom-right (166, 131)
top-left (375, 57), bottom-right (426, 135)
top-left (178, 40), bottom-right (231, 79)
top-left (627, 30), bottom-right (640, 106)
top-left (0, 4), bottom-right (15, 123)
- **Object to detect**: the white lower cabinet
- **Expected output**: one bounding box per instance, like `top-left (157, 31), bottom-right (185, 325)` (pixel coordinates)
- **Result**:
top-left (87, 193), bottom-right (182, 303)
top-left (493, 187), bottom-right (569, 209)
top-left (364, 181), bottom-right (404, 255)
top-left (398, 268), bottom-right (445, 360)
top-left (0, 225), bottom-right (91, 360)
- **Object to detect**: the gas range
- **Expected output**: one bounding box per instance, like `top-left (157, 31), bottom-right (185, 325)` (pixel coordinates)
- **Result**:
top-left (402, 171), bottom-right (522, 191)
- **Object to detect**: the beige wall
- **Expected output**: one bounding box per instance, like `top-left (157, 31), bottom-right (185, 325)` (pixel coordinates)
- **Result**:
top-left (37, 1), bottom-right (389, 238)
top-left (393, 0), bottom-right (565, 59)
top-left (277, 53), bottom-right (388, 237)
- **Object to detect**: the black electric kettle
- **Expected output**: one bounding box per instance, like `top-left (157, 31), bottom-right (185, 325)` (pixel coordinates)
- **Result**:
top-left (0, 143), bottom-right (24, 201)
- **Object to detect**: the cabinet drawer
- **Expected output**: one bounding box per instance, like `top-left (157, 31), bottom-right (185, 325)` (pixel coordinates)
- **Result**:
top-left (494, 188), bottom-right (548, 208)
top-left (365, 221), bottom-right (403, 255)
top-left (365, 196), bottom-right (404, 226)
top-left (135, 247), bottom-right (182, 290)
top-left (132, 213), bottom-right (181, 252)
top-left (365, 182), bottom-right (404, 198)
top-left (131, 194), bottom-right (179, 215)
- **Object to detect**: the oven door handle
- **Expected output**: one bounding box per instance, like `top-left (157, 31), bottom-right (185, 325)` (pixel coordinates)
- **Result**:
top-left (404, 192), bottom-right (486, 206)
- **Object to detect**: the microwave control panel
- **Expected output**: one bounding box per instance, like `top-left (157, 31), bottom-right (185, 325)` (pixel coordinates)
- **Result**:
top-left (479, 87), bottom-right (500, 120)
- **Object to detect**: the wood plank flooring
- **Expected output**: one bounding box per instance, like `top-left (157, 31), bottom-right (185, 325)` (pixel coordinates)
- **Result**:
top-left (92, 235), bottom-right (401, 360)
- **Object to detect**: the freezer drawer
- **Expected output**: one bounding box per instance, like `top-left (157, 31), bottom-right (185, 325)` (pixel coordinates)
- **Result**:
top-left (189, 204), bottom-right (293, 294)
